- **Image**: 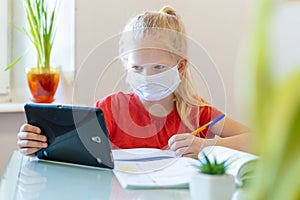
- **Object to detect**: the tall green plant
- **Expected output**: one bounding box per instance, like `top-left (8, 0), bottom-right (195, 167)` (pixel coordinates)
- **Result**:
top-left (247, 0), bottom-right (300, 199)
top-left (4, 0), bottom-right (57, 71)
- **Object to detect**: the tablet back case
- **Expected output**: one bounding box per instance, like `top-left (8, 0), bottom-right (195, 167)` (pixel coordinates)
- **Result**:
top-left (24, 104), bottom-right (114, 169)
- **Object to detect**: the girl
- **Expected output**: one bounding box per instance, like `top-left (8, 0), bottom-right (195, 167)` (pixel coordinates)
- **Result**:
top-left (17, 6), bottom-right (251, 158)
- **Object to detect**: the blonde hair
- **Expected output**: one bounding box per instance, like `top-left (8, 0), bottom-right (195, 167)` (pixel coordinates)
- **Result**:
top-left (120, 6), bottom-right (206, 131)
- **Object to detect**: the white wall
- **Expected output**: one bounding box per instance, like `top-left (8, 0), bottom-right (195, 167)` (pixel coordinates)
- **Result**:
top-left (74, 0), bottom-right (253, 122)
top-left (0, 112), bottom-right (25, 176)
top-left (0, 0), bottom-right (10, 100)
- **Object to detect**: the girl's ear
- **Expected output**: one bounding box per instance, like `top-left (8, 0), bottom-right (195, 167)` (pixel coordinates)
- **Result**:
top-left (178, 59), bottom-right (187, 73)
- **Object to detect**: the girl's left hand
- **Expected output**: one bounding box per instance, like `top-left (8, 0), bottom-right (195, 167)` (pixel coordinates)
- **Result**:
top-left (168, 133), bottom-right (204, 158)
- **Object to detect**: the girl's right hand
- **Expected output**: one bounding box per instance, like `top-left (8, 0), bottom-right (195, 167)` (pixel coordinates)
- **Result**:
top-left (17, 124), bottom-right (48, 156)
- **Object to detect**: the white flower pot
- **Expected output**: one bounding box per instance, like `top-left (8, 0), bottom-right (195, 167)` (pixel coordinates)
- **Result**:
top-left (189, 173), bottom-right (235, 200)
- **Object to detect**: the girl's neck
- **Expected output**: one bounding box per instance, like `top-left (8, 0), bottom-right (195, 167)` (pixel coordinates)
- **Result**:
top-left (139, 94), bottom-right (176, 117)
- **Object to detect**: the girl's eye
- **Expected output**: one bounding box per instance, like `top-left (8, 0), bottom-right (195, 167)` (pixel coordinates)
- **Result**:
top-left (153, 65), bottom-right (166, 70)
top-left (132, 66), bottom-right (143, 71)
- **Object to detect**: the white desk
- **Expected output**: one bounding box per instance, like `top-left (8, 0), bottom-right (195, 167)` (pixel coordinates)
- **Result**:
top-left (0, 151), bottom-right (247, 200)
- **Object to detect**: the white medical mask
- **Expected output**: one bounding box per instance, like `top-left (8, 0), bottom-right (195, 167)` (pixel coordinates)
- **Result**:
top-left (126, 65), bottom-right (181, 101)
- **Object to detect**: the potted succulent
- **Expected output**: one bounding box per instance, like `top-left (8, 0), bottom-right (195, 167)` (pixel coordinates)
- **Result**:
top-left (189, 152), bottom-right (235, 200)
top-left (5, 0), bottom-right (60, 103)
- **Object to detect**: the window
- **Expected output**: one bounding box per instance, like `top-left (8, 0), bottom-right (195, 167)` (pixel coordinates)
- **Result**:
top-left (0, 0), bottom-right (10, 102)
top-left (0, 0), bottom-right (75, 104)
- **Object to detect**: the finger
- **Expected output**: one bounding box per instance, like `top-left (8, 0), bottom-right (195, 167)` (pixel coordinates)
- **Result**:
top-left (19, 148), bottom-right (41, 156)
top-left (169, 137), bottom-right (194, 151)
top-left (18, 132), bottom-right (47, 142)
top-left (182, 153), bottom-right (198, 159)
top-left (169, 140), bottom-right (187, 151)
top-left (18, 140), bottom-right (48, 149)
top-left (168, 133), bottom-right (191, 146)
top-left (175, 147), bottom-right (193, 156)
top-left (20, 124), bottom-right (41, 134)
top-left (175, 146), bottom-right (199, 158)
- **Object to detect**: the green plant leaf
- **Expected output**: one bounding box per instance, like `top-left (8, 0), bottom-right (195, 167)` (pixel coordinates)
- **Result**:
top-left (5, 0), bottom-right (58, 71)
top-left (198, 152), bottom-right (231, 175)
top-left (4, 54), bottom-right (25, 71)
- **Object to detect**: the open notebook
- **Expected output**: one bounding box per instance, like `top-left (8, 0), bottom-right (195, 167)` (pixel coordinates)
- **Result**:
top-left (112, 148), bottom-right (178, 161)
top-left (113, 146), bottom-right (258, 189)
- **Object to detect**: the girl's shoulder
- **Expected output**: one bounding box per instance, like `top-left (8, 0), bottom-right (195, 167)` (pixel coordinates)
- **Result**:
top-left (198, 99), bottom-right (223, 120)
top-left (190, 96), bottom-right (223, 119)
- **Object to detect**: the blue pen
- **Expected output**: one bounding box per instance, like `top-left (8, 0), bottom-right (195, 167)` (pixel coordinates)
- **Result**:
top-left (192, 114), bottom-right (226, 135)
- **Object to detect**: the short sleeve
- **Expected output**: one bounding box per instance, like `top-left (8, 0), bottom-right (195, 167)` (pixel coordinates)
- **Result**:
top-left (94, 95), bottom-right (115, 137)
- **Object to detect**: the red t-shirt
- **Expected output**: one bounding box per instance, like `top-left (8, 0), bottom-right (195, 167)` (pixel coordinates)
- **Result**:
top-left (94, 92), bottom-right (223, 149)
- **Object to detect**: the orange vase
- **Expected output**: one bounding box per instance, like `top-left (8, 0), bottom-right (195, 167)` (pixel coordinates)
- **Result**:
top-left (26, 67), bottom-right (60, 103)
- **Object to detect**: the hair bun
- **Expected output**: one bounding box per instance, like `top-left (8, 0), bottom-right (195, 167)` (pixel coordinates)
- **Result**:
top-left (159, 6), bottom-right (177, 17)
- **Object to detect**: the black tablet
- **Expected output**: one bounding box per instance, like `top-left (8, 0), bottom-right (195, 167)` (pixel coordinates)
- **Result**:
top-left (24, 104), bottom-right (114, 169)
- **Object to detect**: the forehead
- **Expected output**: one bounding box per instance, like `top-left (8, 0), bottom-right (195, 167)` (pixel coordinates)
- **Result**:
top-left (127, 48), bottom-right (175, 65)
